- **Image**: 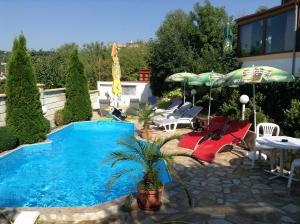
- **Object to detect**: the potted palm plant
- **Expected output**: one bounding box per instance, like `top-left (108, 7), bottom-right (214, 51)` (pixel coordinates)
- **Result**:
top-left (105, 135), bottom-right (202, 211)
top-left (137, 103), bottom-right (155, 141)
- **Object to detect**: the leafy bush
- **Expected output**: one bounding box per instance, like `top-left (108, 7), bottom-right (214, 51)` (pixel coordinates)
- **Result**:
top-left (5, 35), bottom-right (50, 144)
top-left (283, 99), bottom-right (300, 137)
top-left (156, 88), bottom-right (183, 109)
top-left (219, 89), bottom-right (240, 117)
top-left (0, 126), bottom-right (19, 152)
top-left (249, 111), bottom-right (267, 125)
top-left (63, 48), bottom-right (92, 124)
top-left (54, 109), bottom-right (64, 126)
top-left (164, 88), bottom-right (183, 99)
top-left (156, 97), bottom-right (171, 109)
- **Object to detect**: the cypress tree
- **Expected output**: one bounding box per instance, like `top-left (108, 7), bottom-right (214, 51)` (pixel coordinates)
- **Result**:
top-left (63, 47), bottom-right (92, 123)
top-left (6, 35), bottom-right (50, 144)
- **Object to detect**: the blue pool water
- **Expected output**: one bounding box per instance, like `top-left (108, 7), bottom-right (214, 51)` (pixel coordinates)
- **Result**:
top-left (0, 121), bottom-right (170, 207)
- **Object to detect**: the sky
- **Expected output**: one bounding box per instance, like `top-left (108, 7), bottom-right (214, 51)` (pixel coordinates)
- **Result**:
top-left (0, 0), bottom-right (280, 51)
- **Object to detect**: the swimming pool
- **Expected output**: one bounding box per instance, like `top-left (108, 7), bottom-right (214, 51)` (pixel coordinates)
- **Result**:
top-left (0, 121), bottom-right (170, 207)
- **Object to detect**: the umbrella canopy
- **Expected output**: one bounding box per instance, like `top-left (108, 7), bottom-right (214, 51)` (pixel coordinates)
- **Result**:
top-left (188, 71), bottom-right (224, 86)
top-left (111, 43), bottom-right (122, 106)
top-left (165, 72), bottom-right (198, 103)
top-left (217, 66), bottom-right (295, 132)
top-left (188, 71), bottom-right (224, 125)
top-left (217, 66), bottom-right (295, 86)
top-left (165, 72), bottom-right (198, 82)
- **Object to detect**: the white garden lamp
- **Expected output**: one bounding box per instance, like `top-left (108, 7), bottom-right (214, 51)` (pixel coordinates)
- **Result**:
top-left (240, 94), bottom-right (249, 120)
top-left (191, 89), bottom-right (197, 106)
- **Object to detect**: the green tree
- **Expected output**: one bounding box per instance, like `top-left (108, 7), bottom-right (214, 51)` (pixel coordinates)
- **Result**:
top-left (31, 50), bottom-right (68, 89)
top-left (80, 42), bottom-right (110, 89)
top-left (149, 0), bottom-right (240, 95)
top-left (119, 42), bottom-right (149, 81)
top-left (190, 0), bottom-right (240, 73)
top-left (5, 35), bottom-right (50, 144)
top-left (63, 47), bottom-right (92, 123)
top-left (149, 10), bottom-right (196, 95)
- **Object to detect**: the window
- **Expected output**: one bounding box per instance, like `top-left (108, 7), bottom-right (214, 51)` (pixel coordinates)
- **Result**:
top-left (266, 10), bottom-right (295, 53)
top-left (122, 85), bottom-right (136, 95)
top-left (239, 9), bottom-right (297, 56)
top-left (240, 20), bottom-right (263, 56)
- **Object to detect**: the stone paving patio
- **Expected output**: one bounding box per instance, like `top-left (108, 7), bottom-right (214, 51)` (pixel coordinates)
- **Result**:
top-left (1, 126), bottom-right (300, 224)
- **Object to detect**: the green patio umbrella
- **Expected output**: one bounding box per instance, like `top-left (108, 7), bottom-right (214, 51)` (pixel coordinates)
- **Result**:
top-left (188, 71), bottom-right (224, 125)
top-left (165, 72), bottom-right (198, 103)
top-left (224, 22), bottom-right (233, 53)
top-left (216, 66), bottom-right (295, 132)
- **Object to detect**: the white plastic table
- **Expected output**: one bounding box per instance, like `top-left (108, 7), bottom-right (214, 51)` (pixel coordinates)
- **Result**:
top-left (256, 136), bottom-right (300, 179)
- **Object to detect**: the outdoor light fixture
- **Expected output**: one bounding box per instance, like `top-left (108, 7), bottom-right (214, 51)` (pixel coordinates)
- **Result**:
top-left (240, 94), bottom-right (249, 120)
top-left (191, 89), bottom-right (197, 106)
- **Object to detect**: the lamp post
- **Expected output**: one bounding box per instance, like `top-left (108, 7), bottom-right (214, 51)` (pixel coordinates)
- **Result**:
top-left (191, 89), bottom-right (197, 106)
top-left (239, 94), bottom-right (249, 120)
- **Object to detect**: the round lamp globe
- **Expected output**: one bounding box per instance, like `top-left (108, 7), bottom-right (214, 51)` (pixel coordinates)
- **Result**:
top-left (240, 95), bottom-right (249, 104)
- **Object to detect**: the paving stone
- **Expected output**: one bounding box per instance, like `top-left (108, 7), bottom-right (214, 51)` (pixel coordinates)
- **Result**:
top-left (223, 188), bottom-right (231, 194)
top-left (222, 180), bottom-right (232, 184)
top-left (280, 216), bottom-right (297, 223)
top-left (251, 189), bottom-right (261, 194)
top-left (207, 219), bottom-right (232, 224)
top-left (252, 183), bottom-right (272, 190)
top-left (207, 185), bottom-right (222, 192)
top-left (232, 179), bottom-right (241, 185)
top-left (282, 203), bottom-right (300, 213)
top-left (217, 198), bottom-right (224, 204)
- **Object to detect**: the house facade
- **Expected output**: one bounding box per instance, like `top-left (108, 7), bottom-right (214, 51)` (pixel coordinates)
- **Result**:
top-left (236, 0), bottom-right (300, 75)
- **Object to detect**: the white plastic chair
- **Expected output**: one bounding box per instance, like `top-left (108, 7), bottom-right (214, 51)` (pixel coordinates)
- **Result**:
top-left (288, 158), bottom-right (300, 188)
top-left (252, 123), bottom-right (280, 168)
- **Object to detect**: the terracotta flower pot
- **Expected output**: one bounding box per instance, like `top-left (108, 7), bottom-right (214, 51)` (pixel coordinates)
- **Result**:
top-left (140, 129), bottom-right (152, 141)
top-left (137, 186), bottom-right (163, 211)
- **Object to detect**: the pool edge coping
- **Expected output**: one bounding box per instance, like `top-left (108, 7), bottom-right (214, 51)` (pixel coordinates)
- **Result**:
top-left (1, 195), bottom-right (136, 222)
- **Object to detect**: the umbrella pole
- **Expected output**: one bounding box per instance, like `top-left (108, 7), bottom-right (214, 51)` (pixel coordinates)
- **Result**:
top-left (253, 84), bottom-right (257, 133)
top-left (183, 82), bottom-right (186, 103)
top-left (208, 86), bottom-right (212, 126)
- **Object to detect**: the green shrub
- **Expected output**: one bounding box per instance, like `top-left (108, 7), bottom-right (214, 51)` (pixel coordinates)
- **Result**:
top-left (5, 35), bottom-right (50, 144)
top-left (54, 109), bottom-right (64, 126)
top-left (164, 88), bottom-right (183, 99)
top-left (0, 126), bottom-right (19, 152)
top-left (249, 111), bottom-right (267, 125)
top-left (219, 89), bottom-right (240, 117)
top-left (156, 97), bottom-right (171, 109)
top-left (63, 48), bottom-right (92, 124)
top-left (283, 99), bottom-right (300, 137)
top-left (156, 88), bottom-right (183, 109)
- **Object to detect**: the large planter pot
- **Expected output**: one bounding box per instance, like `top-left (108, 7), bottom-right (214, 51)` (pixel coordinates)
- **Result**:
top-left (140, 129), bottom-right (152, 141)
top-left (137, 186), bottom-right (163, 211)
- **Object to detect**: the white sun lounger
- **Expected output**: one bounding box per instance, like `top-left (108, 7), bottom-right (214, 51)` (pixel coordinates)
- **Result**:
top-left (14, 211), bottom-right (40, 224)
top-left (152, 101), bottom-right (192, 123)
top-left (155, 106), bottom-right (203, 132)
top-left (154, 98), bottom-right (182, 114)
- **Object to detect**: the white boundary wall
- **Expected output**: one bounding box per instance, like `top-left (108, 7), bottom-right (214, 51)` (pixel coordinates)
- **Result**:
top-left (0, 88), bottom-right (99, 127)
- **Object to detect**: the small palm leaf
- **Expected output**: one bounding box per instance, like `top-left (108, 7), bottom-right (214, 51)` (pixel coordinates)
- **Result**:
top-left (107, 168), bottom-right (136, 189)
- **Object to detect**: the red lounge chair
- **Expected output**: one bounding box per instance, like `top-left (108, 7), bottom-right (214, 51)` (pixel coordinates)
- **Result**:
top-left (178, 116), bottom-right (229, 150)
top-left (192, 122), bottom-right (251, 163)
